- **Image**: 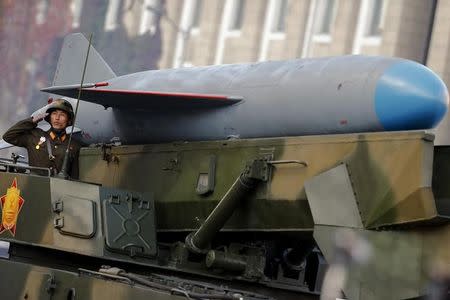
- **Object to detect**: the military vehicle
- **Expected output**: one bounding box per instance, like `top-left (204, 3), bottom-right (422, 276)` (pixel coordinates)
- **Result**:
top-left (1, 129), bottom-right (450, 299)
top-left (0, 33), bottom-right (449, 299)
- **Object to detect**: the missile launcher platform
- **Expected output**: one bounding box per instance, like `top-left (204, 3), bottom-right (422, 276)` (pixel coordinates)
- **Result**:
top-left (0, 130), bottom-right (449, 299)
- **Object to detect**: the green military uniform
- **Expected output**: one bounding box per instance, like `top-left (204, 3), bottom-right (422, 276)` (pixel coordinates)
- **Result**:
top-left (3, 117), bottom-right (81, 179)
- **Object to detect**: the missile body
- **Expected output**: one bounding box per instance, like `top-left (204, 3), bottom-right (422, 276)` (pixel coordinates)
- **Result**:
top-left (41, 34), bottom-right (448, 145)
top-left (108, 56), bottom-right (449, 144)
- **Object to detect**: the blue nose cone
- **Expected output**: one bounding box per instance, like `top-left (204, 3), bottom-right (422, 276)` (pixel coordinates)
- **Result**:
top-left (375, 60), bottom-right (449, 131)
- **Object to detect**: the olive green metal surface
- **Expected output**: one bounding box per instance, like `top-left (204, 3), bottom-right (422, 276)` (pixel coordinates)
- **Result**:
top-left (0, 130), bottom-right (449, 299)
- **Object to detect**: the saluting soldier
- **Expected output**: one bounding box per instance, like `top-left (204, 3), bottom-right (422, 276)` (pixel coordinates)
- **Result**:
top-left (3, 98), bottom-right (81, 179)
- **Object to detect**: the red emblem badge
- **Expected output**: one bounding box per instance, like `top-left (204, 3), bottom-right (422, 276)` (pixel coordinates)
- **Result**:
top-left (0, 178), bottom-right (25, 236)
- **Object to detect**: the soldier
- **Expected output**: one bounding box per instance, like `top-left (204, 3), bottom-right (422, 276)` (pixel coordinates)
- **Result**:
top-left (2, 99), bottom-right (81, 179)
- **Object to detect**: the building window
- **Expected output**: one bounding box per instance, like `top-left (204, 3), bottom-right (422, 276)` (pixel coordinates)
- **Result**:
top-left (104, 0), bottom-right (122, 32)
top-left (365, 0), bottom-right (384, 37)
top-left (258, 0), bottom-right (288, 61)
top-left (313, 0), bottom-right (337, 43)
top-left (191, 0), bottom-right (203, 30)
top-left (228, 0), bottom-right (246, 31)
top-left (259, 0), bottom-right (288, 61)
top-left (172, 0), bottom-right (203, 67)
top-left (35, 0), bottom-right (49, 25)
top-left (70, 0), bottom-right (83, 29)
top-left (139, 0), bottom-right (161, 35)
top-left (352, 0), bottom-right (386, 54)
top-left (271, 0), bottom-right (288, 33)
top-left (214, 0), bottom-right (246, 64)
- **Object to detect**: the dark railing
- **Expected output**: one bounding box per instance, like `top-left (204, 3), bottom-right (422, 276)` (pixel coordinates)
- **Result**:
top-left (0, 161), bottom-right (51, 177)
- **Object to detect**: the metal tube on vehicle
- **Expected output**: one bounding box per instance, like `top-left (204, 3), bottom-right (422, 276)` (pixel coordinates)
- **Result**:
top-left (185, 159), bottom-right (269, 254)
top-left (206, 250), bottom-right (247, 272)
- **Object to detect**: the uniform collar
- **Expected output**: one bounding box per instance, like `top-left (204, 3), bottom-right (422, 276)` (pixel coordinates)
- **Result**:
top-left (49, 131), bottom-right (67, 142)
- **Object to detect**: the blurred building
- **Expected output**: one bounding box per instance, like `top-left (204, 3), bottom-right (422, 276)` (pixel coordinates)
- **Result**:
top-left (0, 0), bottom-right (449, 126)
top-left (162, 0), bottom-right (448, 85)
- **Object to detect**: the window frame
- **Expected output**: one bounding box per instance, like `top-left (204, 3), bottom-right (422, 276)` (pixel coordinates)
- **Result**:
top-left (227, 0), bottom-right (246, 36)
top-left (312, 0), bottom-right (338, 44)
top-left (361, 0), bottom-right (386, 46)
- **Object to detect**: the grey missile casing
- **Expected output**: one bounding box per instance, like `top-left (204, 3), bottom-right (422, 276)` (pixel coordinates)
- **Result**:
top-left (40, 33), bottom-right (406, 145)
top-left (68, 56), bottom-right (399, 145)
top-left (109, 56), bottom-right (395, 144)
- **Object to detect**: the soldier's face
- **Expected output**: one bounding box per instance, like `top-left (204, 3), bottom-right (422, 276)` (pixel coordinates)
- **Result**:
top-left (50, 109), bottom-right (69, 130)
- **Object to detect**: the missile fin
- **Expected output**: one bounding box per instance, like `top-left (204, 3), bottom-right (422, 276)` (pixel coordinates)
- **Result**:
top-left (41, 85), bottom-right (243, 109)
top-left (53, 33), bottom-right (116, 87)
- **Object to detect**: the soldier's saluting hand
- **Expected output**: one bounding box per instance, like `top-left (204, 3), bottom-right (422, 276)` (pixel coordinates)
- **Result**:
top-left (3, 99), bottom-right (81, 179)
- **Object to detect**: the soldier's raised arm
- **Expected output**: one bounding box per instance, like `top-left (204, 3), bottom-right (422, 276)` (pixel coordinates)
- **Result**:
top-left (3, 117), bottom-right (36, 147)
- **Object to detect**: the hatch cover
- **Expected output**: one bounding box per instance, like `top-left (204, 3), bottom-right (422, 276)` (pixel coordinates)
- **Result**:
top-left (101, 187), bottom-right (156, 257)
top-left (53, 196), bottom-right (97, 239)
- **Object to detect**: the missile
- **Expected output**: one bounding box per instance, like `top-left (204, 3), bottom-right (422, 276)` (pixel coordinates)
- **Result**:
top-left (39, 33), bottom-right (448, 145)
